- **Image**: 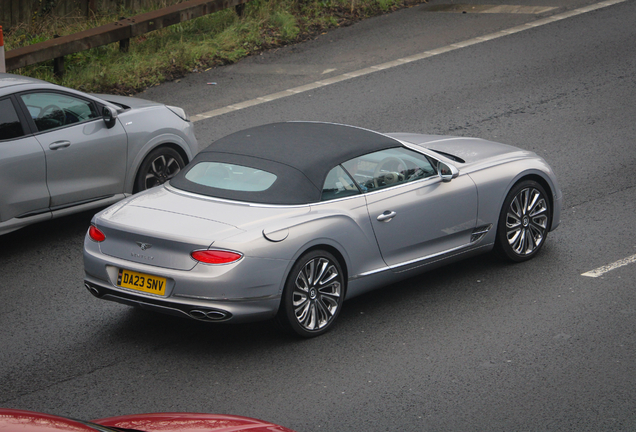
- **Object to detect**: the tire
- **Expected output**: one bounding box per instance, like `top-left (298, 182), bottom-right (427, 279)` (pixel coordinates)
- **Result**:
top-left (496, 180), bottom-right (551, 262)
top-left (277, 250), bottom-right (345, 338)
top-left (134, 147), bottom-right (185, 193)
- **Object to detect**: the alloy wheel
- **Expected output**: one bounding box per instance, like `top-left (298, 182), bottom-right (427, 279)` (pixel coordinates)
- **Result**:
top-left (143, 154), bottom-right (182, 189)
top-left (292, 257), bottom-right (342, 331)
top-left (505, 187), bottom-right (549, 256)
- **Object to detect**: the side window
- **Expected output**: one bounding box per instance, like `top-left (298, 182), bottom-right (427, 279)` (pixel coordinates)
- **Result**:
top-left (321, 165), bottom-right (360, 201)
top-left (342, 147), bottom-right (437, 192)
top-left (19, 92), bottom-right (99, 133)
top-left (0, 98), bottom-right (26, 140)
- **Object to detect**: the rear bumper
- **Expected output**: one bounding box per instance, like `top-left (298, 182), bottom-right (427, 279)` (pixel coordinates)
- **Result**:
top-left (84, 278), bottom-right (280, 323)
top-left (83, 233), bottom-right (289, 324)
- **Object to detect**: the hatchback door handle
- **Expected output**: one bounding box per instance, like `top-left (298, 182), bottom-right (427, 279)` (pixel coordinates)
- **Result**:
top-left (377, 211), bottom-right (397, 222)
top-left (49, 140), bottom-right (71, 150)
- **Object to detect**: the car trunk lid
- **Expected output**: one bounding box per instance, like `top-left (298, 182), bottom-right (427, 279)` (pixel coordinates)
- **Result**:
top-left (94, 186), bottom-right (311, 270)
top-left (95, 189), bottom-right (245, 271)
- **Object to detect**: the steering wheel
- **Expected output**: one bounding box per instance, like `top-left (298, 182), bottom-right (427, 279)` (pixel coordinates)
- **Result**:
top-left (38, 104), bottom-right (65, 124)
top-left (373, 156), bottom-right (406, 188)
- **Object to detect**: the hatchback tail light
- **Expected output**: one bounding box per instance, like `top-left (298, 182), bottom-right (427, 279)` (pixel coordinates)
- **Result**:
top-left (191, 249), bottom-right (243, 264)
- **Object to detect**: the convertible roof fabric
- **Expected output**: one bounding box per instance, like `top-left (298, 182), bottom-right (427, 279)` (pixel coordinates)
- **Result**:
top-left (171, 122), bottom-right (402, 204)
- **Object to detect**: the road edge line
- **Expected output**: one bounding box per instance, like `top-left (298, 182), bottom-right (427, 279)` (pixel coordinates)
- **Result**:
top-left (190, 0), bottom-right (627, 122)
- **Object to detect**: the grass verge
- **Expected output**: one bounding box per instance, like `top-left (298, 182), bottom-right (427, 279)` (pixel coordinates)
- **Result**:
top-left (5, 0), bottom-right (427, 95)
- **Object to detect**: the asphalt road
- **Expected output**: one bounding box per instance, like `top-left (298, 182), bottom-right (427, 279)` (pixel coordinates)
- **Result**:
top-left (1, 0), bottom-right (636, 430)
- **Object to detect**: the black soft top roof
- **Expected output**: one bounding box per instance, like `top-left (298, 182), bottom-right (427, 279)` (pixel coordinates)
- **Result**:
top-left (170, 122), bottom-right (402, 204)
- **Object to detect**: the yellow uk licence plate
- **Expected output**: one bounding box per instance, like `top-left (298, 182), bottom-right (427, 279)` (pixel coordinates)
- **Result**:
top-left (117, 269), bottom-right (167, 295)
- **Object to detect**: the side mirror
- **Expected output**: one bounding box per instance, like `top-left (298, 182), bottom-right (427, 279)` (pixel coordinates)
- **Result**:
top-left (102, 106), bottom-right (118, 129)
top-left (439, 162), bottom-right (459, 182)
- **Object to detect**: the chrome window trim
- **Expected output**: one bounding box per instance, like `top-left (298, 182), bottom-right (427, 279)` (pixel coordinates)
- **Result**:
top-left (165, 183), bottom-right (312, 209)
top-left (311, 194), bottom-right (368, 206)
top-left (167, 169), bottom-right (442, 207)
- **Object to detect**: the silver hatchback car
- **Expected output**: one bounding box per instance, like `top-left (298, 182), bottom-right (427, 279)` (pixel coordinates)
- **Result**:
top-left (0, 73), bottom-right (198, 235)
top-left (84, 122), bottom-right (562, 337)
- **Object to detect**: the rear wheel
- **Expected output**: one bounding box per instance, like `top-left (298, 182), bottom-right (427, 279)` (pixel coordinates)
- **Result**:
top-left (134, 147), bottom-right (185, 193)
top-left (496, 180), bottom-right (551, 262)
top-left (277, 250), bottom-right (345, 338)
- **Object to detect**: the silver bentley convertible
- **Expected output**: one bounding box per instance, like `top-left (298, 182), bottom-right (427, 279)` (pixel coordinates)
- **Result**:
top-left (83, 122), bottom-right (562, 337)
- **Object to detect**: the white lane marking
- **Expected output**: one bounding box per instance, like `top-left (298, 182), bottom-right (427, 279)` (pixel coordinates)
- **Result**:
top-left (480, 6), bottom-right (557, 14)
top-left (429, 5), bottom-right (558, 14)
top-left (582, 254), bottom-right (636, 278)
top-left (190, 0), bottom-right (627, 122)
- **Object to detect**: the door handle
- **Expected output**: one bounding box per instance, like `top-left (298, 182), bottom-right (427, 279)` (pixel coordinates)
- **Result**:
top-left (49, 140), bottom-right (71, 150)
top-left (377, 211), bottom-right (397, 222)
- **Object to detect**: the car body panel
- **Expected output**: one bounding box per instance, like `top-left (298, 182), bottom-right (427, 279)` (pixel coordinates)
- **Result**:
top-left (0, 409), bottom-right (96, 432)
top-left (0, 133), bottom-right (49, 220)
top-left (83, 122), bottom-right (562, 327)
top-left (97, 206), bottom-right (243, 271)
top-left (393, 132), bottom-right (563, 233)
top-left (0, 409), bottom-right (295, 432)
top-left (35, 118), bottom-right (128, 208)
top-left (114, 107), bottom-right (198, 193)
top-left (365, 173), bottom-right (478, 269)
top-left (389, 133), bottom-right (525, 164)
top-left (90, 93), bottom-right (163, 109)
top-left (0, 73), bottom-right (198, 235)
top-left (94, 412), bottom-right (295, 432)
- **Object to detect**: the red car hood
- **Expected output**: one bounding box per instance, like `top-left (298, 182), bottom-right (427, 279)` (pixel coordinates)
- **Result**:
top-left (0, 410), bottom-right (294, 432)
top-left (0, 409), bottom-right (94, 431)
top-left (93, 412), bottom-right (295, 432)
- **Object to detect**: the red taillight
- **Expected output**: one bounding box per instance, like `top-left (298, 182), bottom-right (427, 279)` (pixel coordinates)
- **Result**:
top-left (88, 225), bottom-right (106, 242)
top-left (191, 249), bottom-right (243, 264)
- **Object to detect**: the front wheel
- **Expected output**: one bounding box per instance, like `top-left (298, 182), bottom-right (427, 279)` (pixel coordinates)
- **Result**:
top-left (496, 180), bottom-right (551, 262)
top-left (277, 250), bottom-right (345, 338)
top-left (134, 147), bottom-right (185, 193)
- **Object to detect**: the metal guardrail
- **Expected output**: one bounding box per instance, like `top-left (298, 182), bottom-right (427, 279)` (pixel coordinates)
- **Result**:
top-left (5, 0), bottom-right (249, 76)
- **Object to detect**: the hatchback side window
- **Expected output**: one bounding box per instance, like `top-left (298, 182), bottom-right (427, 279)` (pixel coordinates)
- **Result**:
top-left (0, 98), bottom-right (26, 140)
top-left (342, 147), bottom-right (437, 192)
top-left (321, 165), bottom-right (360, 201)
top-left (20, 92), bottom-right (99, 133)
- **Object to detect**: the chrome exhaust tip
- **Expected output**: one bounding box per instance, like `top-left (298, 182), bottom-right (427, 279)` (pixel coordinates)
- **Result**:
top-left (189, 309), bottom-right (230, 321)
top-left (85, 283), bottom-right (100, 297)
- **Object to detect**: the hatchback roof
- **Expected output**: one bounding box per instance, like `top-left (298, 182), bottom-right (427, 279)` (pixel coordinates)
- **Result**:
top-left (0, 73), bottom-right (49, 89)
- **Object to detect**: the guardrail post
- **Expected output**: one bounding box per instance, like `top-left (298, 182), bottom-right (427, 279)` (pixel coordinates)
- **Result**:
top-left (0, 26), bottom-right (5, 73)
top-left (118, 17), bottom-right (130, 52)
top-left (53, 35), bottom-right (65, 77)
top-left (120, 38), bottom-right (130, 52)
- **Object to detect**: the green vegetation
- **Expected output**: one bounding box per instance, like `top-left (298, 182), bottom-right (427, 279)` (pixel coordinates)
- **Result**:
top-left (5, 0), bottom-right (425, 94)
